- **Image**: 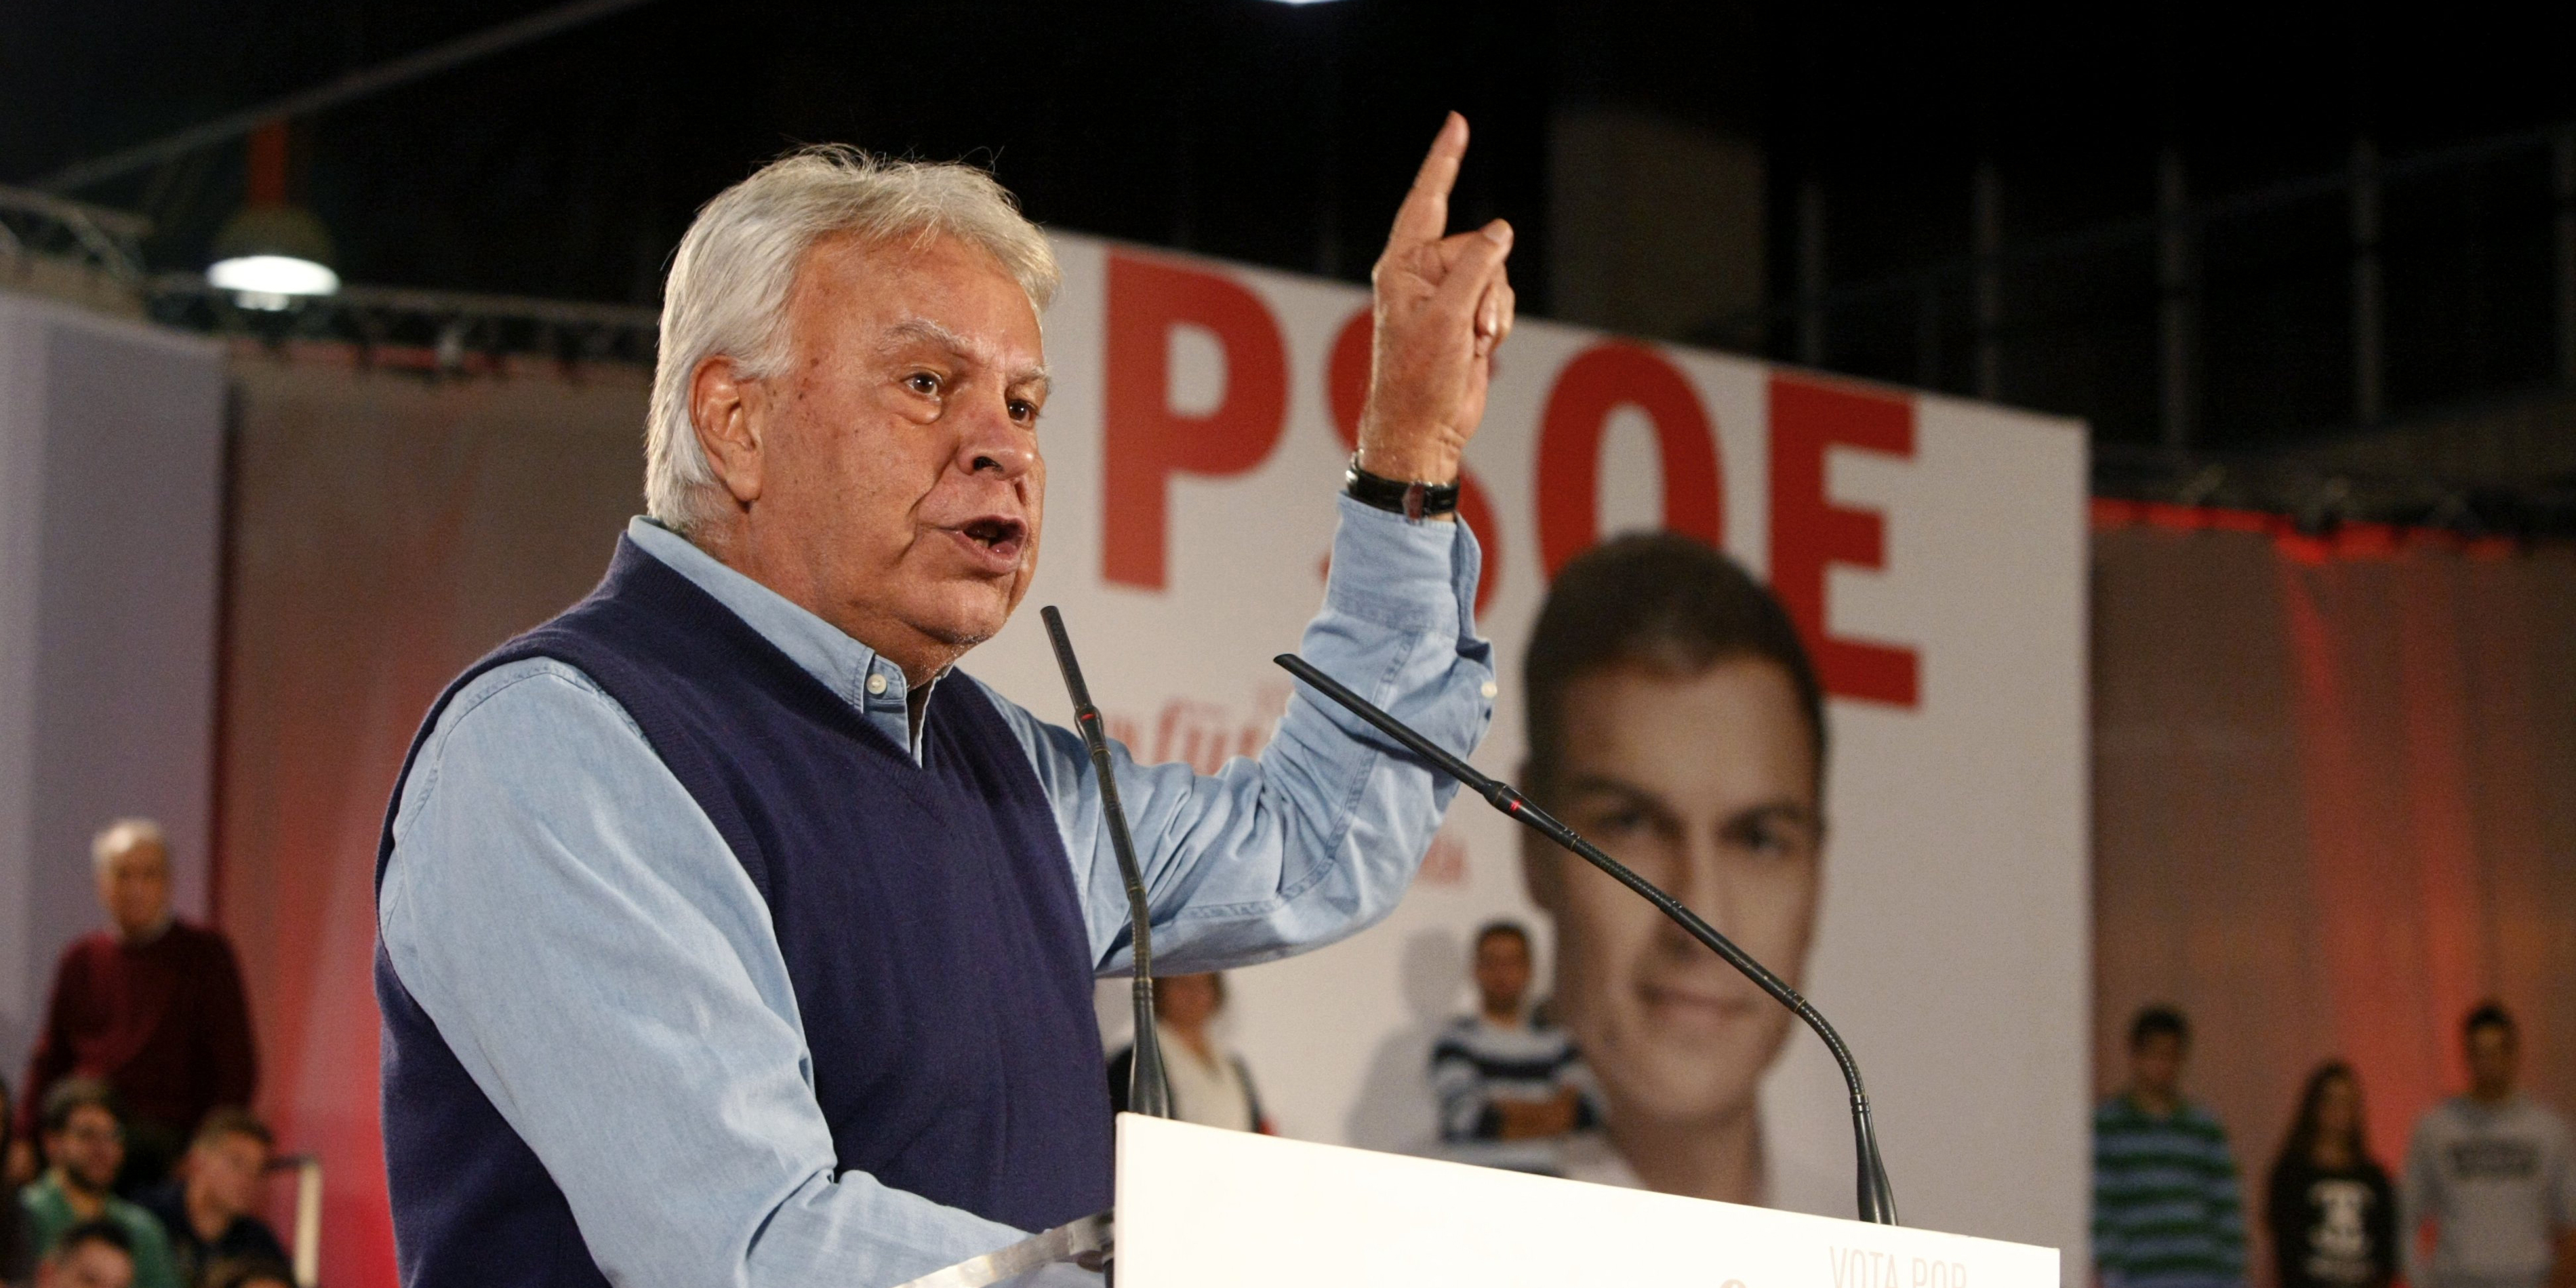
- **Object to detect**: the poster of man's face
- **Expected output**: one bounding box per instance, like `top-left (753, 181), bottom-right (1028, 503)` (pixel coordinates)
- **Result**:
top-left (1516, 534), bottom-right (1826, 1205)
top-left (1530, 664), bottom-right (1819, 1120)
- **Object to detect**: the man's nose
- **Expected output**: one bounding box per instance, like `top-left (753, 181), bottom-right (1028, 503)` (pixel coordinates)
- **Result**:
top-left (1663, 839), bottom-right (1738, 941)
top-left (954, 399), bottom-right (1033, 479)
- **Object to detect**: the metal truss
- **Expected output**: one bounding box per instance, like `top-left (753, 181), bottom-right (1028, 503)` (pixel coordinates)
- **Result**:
top-left (146, 273), bottom-right (660, 370)
top-left (2095, 441), bottom-right (2576, 543)
top-left (0, 184), bottom-right (151, 281)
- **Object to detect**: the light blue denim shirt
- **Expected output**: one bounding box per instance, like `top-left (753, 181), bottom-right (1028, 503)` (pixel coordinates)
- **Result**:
top-left (376, 496), bottom-right (1493, 1288)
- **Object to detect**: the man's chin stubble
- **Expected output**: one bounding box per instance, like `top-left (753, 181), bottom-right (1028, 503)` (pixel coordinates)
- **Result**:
top-left (909, 582), bottom-right (1021, 649)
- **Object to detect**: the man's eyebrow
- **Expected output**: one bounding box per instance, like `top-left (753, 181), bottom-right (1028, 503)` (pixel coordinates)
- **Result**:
top-left (1728, 800), bottom-right (1823, 829)
top-left (886, 324), bottom-right (968, 355)
top-left (1557, 772), bottom-right (1674, 809)
top-left (881, 317), bottom-right (1049, 393)
top-left (1557, 772), bottom-right (1819, 826)
top-left (881, 317), bottom-right (973, 355)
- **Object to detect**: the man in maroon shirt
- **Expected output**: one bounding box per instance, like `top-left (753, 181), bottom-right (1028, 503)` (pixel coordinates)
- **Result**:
top-left (9, 820), bottom-right (256, 1192)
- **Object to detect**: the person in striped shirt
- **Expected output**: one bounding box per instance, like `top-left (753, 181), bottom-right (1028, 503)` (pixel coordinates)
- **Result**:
top-left (1430, 921), bottom-right (1601, 1175)
top-left (2095, 1006), bottom-right (2248, 1288)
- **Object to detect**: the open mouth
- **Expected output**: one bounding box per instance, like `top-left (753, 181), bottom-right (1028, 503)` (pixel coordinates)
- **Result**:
top-left (951, 516), bottom-right (1028, 567)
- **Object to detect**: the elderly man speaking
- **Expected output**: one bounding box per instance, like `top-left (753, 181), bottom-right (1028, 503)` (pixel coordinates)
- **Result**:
top-left (375, 115), bottom-right (1514, 1288)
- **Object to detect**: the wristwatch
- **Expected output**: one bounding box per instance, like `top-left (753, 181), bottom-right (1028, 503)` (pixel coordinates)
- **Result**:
top-left (1343, 454), bottom-right (1460, 522)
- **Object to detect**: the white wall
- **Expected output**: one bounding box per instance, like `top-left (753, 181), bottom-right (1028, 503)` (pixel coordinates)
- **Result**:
top-left (0, 291), bottom-right (226, 1091)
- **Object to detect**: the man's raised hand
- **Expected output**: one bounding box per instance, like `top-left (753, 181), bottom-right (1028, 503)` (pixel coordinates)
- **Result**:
top-left (1356, 112), bottom-right (1518, 487)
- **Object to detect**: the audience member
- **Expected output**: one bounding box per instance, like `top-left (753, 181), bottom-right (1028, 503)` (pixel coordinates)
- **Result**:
top-left (14, 821), bottom-right (257, 1194)
top-left (136, 1110), bottom-right (285, 1287)
top-left (31, 1221), bottom-right (132, 1288)
top-left (1514, 534), bottom-right (1840, 1211)
top-left (2094, 1006), bottom-right (2247, 1288)
top-left (196, 1256), bottom-right (294, 1288)
top-left (1107, 974), bottom-right (1270, 1133)
top-left (16, 1081), bottom-right (179, 1288)
top-left (2268, 1060), bottom-right (2396, 1288)
top-left (1, 1078), bottom-right (27, 1287)
top-left (1428, 921), bottom-right (1599, 1175)
top-left (2400, 1003), bottom-right (2575, 1288)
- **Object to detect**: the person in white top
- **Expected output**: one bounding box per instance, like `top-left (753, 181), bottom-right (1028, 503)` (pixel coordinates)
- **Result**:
top-left (2400, 1003), bottom-right (2576, 1288)
top-left (1516, 534), bottom-right (1842, 1215)
top-left (1108, 974), bottom-right (1268, 1134)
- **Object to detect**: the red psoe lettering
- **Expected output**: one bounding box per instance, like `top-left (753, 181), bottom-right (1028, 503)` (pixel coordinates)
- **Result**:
top-left (1534, 342), bottom-right (1723, 579)
top-left (1103, 252), bottom-right (1289, 588)
top-left (1327, 308), bottom-right (1503, 616)
top-left (1766, 374), bottom-right (1920, 707)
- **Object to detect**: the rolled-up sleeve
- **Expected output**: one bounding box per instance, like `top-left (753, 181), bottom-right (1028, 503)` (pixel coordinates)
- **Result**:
top-left (990, 495), bottom-right (1496, 971)
top-left (379, 661), bottom-right (1026, 1288)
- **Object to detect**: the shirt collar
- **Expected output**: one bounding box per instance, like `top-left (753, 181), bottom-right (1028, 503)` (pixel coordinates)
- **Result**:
top-left (117, 916), bottom-right (174, 948)
top-left (624, 517), bottom-right (930, 763)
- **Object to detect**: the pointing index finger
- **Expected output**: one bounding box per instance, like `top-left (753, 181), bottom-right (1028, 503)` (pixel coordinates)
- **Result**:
top-left (1386, 112), bottom-right (1468, 251)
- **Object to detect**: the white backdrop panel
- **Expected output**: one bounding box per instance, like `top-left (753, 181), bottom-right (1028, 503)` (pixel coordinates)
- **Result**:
top-left (964, 236), bottom-right (2089, 1268)
top-left (0, 235), bottom-right (2075, 1272)
top-left (0, 292), bottom-right (225, 1089)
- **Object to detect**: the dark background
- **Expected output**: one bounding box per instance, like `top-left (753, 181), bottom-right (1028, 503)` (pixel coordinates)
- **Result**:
top-left (9, 0), bottom-right (2576, 456)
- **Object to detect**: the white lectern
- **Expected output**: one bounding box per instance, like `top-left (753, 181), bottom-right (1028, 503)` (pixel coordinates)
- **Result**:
top-left (900, 1114), bottom-right (2060, 1288)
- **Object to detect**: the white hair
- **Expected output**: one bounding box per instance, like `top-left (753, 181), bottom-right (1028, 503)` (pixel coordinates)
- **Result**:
top-left (645, 146), bottom-right (1061, 532)
top-left (92, 818), bottom-right (167, 871)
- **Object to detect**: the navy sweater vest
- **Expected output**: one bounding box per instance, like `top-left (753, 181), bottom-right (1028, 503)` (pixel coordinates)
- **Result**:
top-left (375, 538), bottom-right (1112, 1287)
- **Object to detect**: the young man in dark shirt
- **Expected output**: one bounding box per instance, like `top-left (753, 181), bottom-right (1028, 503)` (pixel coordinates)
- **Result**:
top-left (136, 1110), bottom-right (287, 1287)
top-left (2093, 1007), bottom-right (2247, 1288)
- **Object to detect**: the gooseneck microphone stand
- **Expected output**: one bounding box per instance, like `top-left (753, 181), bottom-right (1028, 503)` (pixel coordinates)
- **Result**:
top-left (1041, 607), bottom-right (1172, 1119)
top-left (1274, 652), bottom-right (1899, 1225)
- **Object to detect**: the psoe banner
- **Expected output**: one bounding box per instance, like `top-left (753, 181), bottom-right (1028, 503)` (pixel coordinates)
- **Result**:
top-left (967, 235), bottom-right (2089, 1268)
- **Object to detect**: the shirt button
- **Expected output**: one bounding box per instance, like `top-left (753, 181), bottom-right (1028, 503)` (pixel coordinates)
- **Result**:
top-left (866, 673), bottom-right (889, 696)
top-left (1480, 681), bottom-right (1499, 699)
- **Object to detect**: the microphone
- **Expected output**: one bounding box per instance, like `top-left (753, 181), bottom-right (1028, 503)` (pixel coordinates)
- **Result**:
top-left (1041, 606), bottom-right (1172, 1120)
top-left (1272, 652), bottom-right (1899, 1225)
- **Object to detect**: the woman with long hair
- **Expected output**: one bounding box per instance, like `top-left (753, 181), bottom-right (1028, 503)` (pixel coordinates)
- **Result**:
top-left (1106, 973), bottom-right (1272, 1134)
top-left (2266, 1061), bottom-right (2397, 1288)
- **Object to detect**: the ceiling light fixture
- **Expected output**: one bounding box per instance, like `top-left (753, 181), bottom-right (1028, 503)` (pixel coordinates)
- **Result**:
top-left (207, 121), bottom-right (338, 310)
top-left (207, 252), bottom-right (340, 310)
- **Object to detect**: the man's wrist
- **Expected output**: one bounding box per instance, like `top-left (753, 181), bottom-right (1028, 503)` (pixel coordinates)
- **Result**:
top-left (1353, 450), bottom-right (1459, 483)
top-left (1352, 422), bottom-right (1464, 484)
top-left (1345, 454), bottom-right (1460, 522)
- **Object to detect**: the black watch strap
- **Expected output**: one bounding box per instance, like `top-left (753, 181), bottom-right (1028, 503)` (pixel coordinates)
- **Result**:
top-left (1344, 454), bottom-right (1461, 521)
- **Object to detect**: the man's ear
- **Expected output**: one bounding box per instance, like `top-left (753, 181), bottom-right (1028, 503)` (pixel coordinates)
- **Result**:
top-left (690, 355), bottom-right (765, 506)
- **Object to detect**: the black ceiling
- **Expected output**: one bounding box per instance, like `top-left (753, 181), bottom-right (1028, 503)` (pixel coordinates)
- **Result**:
top-left (7, 1), bottom-right (2573, 322)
